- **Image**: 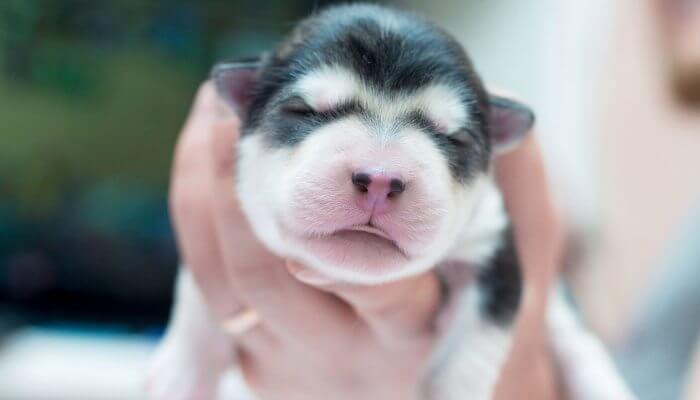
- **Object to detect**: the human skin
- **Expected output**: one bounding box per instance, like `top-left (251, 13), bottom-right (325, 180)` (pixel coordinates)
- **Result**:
top-left (658, 0), bottom-right (700, 104)
top-left (168, 82), bottom-right (563, 400)
top-left (658, 0), bottom-right (700, 70)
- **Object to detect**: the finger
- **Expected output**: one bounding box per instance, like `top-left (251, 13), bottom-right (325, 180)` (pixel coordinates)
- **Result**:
top-left (208, 119), bottom-right (356, 341)
top-left (491, 133), bottom-right (562, 398)
top-left (286, 261), bottom-right (441, 347)
top-left (171, 84), bottom-right (276, 351)
top-left (170, 82), bottom-right (244, 318)
top-left (220, 307), bottom-right (277, 352)
top-left (494, 135), bottom-right (563, 297)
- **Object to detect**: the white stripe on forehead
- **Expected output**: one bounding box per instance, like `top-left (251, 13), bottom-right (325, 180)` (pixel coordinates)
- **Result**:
top-left (295, 65), bottom-right (360, 112)
top-left (416, 84), bottom-right (470, 134)
top-left (294, 65), bottom-right (471, 134)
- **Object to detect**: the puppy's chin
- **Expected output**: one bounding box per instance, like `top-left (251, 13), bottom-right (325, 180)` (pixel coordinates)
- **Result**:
top-left (279, 225), bottom-right (434, 284)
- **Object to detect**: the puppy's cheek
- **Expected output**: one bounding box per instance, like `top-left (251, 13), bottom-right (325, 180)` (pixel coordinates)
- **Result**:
top-left (281, 147), bottom-right (358, 234)
top-left (376, 184), bottom-right (447, 250)
top-left (391, 134), bottom-right (459, 251)
top-left (236, 135), bottom-right (295, 251)
top-left (278, 120), bottom-right (371, 233)
top-left (285, 166), bottom-right (365, 235)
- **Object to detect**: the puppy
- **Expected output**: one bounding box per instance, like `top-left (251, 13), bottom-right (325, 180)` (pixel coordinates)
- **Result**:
top-left (148, 4), bottom-right (635, 399)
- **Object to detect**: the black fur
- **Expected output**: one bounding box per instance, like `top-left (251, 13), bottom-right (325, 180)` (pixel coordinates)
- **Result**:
top-left (476, 226), bottom-right (522, 326)
top-left (242, 4), bottom-right (492, 180)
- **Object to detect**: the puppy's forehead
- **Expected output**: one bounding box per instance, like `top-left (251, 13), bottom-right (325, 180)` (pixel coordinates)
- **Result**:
top-left (295, 65), bottom-right (470, 133)
top-left (244, 5), bottom-right (492, 180)
top-left (265, 4), bottom-right (490, 131)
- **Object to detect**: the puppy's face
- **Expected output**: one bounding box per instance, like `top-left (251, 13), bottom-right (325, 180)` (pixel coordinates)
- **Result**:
top-left (214, 5), bottom-right (532, 284)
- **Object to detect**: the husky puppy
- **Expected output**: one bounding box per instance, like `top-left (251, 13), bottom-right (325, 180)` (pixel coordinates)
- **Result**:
top-left (149, 4), bottom-right (635, 399)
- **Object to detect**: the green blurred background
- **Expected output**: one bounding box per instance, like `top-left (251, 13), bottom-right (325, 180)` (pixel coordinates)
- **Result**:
top-left (0, 0), bottom-right (338, 329)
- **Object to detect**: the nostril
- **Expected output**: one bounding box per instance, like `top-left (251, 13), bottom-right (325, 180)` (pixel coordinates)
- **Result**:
top-left (352, 172), bottom-right (371, 193)
top-left (389, 178), bottom-right (405, 196)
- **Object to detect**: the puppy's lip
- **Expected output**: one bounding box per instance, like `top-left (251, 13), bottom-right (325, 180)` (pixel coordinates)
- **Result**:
top-left (282, 221), bottom-right (409, 258)
top-left (335, 224), bottom-right (408, 258)
top-left (343, 224), bottom-right (393, 241)
top-left (280, 221), bottom-right (413, 276)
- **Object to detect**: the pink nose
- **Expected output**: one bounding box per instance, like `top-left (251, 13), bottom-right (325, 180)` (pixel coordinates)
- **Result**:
top-left (352, 171), bottom-right (406, 214)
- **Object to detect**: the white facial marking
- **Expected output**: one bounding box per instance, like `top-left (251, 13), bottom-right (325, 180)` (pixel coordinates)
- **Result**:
top-left (416, 83), bottom-right (470, 134)
top-left (295, 65), bottom-right (360, 111)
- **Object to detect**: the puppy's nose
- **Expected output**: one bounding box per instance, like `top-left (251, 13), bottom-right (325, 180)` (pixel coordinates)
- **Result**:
top-left (352, 171), bottom-right (405, 214)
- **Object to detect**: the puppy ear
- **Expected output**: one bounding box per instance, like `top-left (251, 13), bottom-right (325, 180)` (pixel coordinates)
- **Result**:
top-left (489, 95), bottom-right (535, 154)
top-left (211, 58), bottom-right (262, 118)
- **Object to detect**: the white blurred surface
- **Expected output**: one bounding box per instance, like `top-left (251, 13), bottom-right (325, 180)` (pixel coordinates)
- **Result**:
top-left (0, 328), bottom-right (155, 400)
top-left (0, 328), bottom-right (254, 400)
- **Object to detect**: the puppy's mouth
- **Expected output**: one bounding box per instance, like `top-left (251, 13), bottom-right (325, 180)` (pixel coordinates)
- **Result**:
top-left (339, 224), bottom-right (393, 242)
top-left (284, 222), bottom-right (410, 279)
top-left (331, 223), bottom-right (407, 254)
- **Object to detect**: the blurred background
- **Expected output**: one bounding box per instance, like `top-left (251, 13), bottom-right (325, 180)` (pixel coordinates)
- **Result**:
top-left (0, 0), bottom-right (699, 399)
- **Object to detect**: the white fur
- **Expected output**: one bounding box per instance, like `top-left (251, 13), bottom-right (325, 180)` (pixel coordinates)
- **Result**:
top-left (417, 83), bottom-right (470, 134)
top-left (236, 112), bottom-right (484, 285)
top-left (547, 287), bottom-right (637, 400)
top-left (296, 65), bottom-right (360, 111)
top-left (146, 270), bottom-right (233, 400)
top-left (424, 289), bottom-right (513, 400)
top-left (447, 177), bottom-right (509, 267)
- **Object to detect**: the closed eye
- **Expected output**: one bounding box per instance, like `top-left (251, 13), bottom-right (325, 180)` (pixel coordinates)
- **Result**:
top-left (448, 128), bottom-right (477, 144)
top-left (407, 111), bottom-right (448, 136)
top-left (407, 110), bottom-right (474, 143)
top-left (281, 96), bottom-right (362, 122)
top-left (282, 96), bottom-right (318, 118)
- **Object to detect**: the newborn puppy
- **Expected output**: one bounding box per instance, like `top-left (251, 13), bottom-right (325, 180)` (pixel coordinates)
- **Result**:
top-left (149, 4), bottom-right (634, 400)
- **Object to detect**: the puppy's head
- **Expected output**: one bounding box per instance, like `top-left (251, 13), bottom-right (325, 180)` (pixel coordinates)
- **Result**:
top-left (214, 5), bottom-right (533, 284)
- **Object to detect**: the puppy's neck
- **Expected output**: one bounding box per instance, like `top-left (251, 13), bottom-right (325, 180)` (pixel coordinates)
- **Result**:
top-left (448, 176), bottom-right (510, 268)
